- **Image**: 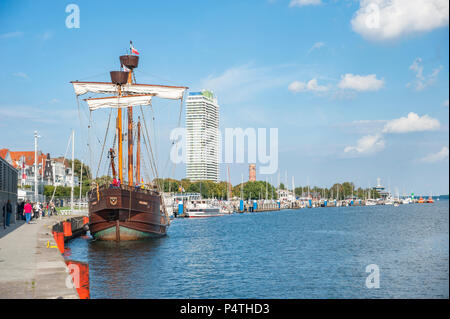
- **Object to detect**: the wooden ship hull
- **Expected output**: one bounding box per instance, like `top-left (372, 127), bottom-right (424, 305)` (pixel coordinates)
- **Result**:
top-left (88, 185), bottom-right (168, 241)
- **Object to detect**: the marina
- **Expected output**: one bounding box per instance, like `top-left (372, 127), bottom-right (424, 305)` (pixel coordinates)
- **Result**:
top-left (1, 187), bottom-right (445, 299)
top-left (64, 200), bottom-right (449, 299)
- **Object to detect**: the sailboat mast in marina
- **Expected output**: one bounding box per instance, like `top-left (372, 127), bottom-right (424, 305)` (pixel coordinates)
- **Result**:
top-left (70, 43), bottom-right (188, 241)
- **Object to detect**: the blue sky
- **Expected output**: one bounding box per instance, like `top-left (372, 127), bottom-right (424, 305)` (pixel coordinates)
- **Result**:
top-left (0, 0), bottom-right (448, 194)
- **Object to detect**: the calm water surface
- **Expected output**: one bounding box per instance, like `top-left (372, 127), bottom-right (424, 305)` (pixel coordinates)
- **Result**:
top-left (66, 200), bottom-right (449, 298)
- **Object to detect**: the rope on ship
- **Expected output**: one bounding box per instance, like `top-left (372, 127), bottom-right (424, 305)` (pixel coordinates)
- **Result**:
top-left (150, 105), bottom-right (159, 181)
top-left (139, 105), bottom-right (158, 180)
top-left (139, 104), bottom-right (170, 225)
top-left (95, 108), bottom-right (113, 178)
top-left (160, 96), bottom-right (184, 185)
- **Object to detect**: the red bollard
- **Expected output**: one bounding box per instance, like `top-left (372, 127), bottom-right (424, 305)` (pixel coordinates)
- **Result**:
top-left (53, 231), bottom-right (65, 254)
top-left (65, 260), bottom-right (90, 299)
top-left (83, 216), bottom-right (89, 225)
top-left (63, 221), bottom-right (72, 237)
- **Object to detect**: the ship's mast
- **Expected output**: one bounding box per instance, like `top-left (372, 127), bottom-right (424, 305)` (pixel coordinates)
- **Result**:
top-left (127, 105), bottom-right (133, 186)
top-left (127, 63), bottom-right (134, 186)
top-left (136, 118), bottom-right (141, 185)
top-left (117, 106), bottom-right (123, 183)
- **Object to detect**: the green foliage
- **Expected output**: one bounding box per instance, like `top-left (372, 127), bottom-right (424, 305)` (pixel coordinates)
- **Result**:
top-left (155, 178), bottom-right (232, 199)
top-left (232, 181), bottom-right (277, 200)
top-left (154, 178), bottom-right (278, 200)
top-left (44, 184), bottom-right (90, 198)
top-left (294, 182), bottom-right (380, 199)
top-left (93, 175), bottom-right (112, 187)
top-left (67, 159), bottom-right (91, 180)
top-left (279, 182), bottom-right (285, 190)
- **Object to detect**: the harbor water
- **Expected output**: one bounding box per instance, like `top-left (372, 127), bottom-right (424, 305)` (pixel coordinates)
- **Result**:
top-left (66, 200), bottom-right (449, 298)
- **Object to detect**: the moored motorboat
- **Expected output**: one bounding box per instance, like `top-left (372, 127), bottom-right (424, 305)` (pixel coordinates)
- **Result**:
top-left (185, 200), bottom-right (225, 218)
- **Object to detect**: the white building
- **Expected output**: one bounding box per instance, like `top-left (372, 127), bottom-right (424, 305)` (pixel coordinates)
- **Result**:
top-left (186, 90), bottom-right (220, 182)
top-left (276, 189), bottom-right (296, 202)
top-left (51, 157), bottom-right (78, 187)
top-left (0, 149), bottom-right (77, 188)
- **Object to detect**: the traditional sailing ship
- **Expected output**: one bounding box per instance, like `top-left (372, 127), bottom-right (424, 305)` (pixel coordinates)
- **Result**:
top-left (71, 42), bottom-right (188, 240)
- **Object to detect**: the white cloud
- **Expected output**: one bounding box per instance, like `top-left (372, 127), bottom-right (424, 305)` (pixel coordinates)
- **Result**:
top-left (331, 90), bottom-right (357, 100)
top-left (289, 0), bottom-right (322, 7)
top-left (344, 134), bottom-right (385, 155)
top-left (407, 58), bottom-right (442, 91)
top-left (289, 73), bottom-right (384, 97)
top-left (382, 112), bottom-right (440, 133)
top-left (288, 78), bottom-right (328, 93)
top-left (351, 0), bottom-right (449, 41)
top-left (200, 64), bottom-right (290, 104)
top-left (0, 31), bottom-right (23, 39)
top-left (0, 105), bottom-right (77, 124)
top-left (288, 81), bottom-right (306, 92)
top-left (12, 72), bottom-right (29, 79)
top-left (337, 73), bottom-right (384, 91)
top-left (308, 42), bottom-right (325, 54)
top-left (37, 31), bottom-right (53, 41)
top-left (336, 119), bottom-right (388, 134)
top-left (420, 146), bottom-right (449, 163)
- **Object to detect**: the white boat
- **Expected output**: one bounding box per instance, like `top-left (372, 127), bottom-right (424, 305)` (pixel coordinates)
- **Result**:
top-left (185, 200), bottom-right (225, 218)
top-left (365, 199), bottom-right (377, 206)
top-left (384, 197), bottom-right (394, 205)
top-left (401, 198), bottom-right (412, 204)
top-left (162, 193), bottom-right (174, 218)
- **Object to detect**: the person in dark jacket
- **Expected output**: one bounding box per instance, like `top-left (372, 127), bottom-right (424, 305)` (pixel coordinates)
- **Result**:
top-left (2, 200), bottom-right (12, 228)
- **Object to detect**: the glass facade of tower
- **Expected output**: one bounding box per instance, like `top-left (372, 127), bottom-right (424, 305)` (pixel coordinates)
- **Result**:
top-left (186, 90), bottom-right (219, 182)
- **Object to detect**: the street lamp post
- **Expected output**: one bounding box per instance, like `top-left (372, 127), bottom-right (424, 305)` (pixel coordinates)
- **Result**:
top-left (34, 131), bottom-right (40, 202)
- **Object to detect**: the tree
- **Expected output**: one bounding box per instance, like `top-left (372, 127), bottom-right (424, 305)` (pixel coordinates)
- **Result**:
top-left (94, 175), bottom-right (112, 187)
top-left (233, 181), bottom-right (277, 200)
top-left (67, 159), bottom-right (91, 180)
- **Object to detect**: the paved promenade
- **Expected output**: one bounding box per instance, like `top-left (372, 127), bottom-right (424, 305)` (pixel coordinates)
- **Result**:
top-left (0, 216), bottom-right (79, 299)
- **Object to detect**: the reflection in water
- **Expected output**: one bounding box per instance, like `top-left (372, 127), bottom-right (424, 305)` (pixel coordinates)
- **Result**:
top-left (86, 237), bottom-right (166, 298)
top-left (67, 201), bottom-right (449, 298)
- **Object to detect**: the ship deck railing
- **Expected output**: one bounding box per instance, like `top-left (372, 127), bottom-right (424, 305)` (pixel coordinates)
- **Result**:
top-left (89, 183), bottom-right (160, 197)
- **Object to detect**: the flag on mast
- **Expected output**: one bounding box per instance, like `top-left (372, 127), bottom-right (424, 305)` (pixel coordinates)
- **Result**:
top-left (130, 41), bottom-right (139, 55)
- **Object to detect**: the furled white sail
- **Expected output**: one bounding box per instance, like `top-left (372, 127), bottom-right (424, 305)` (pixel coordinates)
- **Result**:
top-left (72, 82), bottom-right (118, 96)
top-left (84, 94), bottom-right (154, 111)
top-left (72, 81), bottom-right (187, 100)
top-left (123, 83), bottom-right (186, 100)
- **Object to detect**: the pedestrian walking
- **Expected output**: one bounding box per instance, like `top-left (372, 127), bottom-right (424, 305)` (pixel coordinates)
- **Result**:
top-left (49, 201), bottom-right (54, 216)
top-left (38, 202), bottom-right (43, 220)
top-left (24, 200), bottom-right (33, 224)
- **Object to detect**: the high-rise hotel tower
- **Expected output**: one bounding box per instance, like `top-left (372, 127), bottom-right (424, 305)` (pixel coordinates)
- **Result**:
top-left (186, 90), bottom-right (220, 182)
